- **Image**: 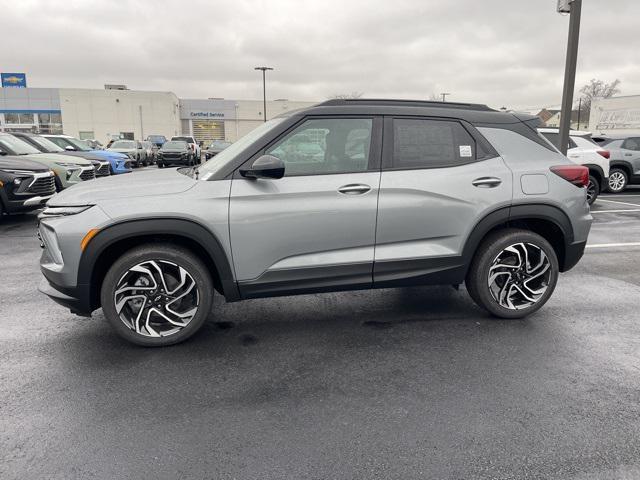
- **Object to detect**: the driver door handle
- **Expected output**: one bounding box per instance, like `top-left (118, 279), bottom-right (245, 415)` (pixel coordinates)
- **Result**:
top-left (472, 177), bottom-right (502, 188)
top-left (338, 184), bottom-right (371, 195)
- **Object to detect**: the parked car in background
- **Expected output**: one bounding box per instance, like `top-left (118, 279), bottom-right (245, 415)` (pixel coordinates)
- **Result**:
top-left (538, 128), bottom-right (610, 204)
top-left (38, 99), bottom-right (592, 346)
top-left (156, 140), bottom-right (196, 167)
top-left (146, 135), bottom-right (167, 148)
top-left (12, 132), bottom-right (111, 178)
top-left (107, 140), bottom-right (147, 167)
top-left (591, 135), bottom-right (640, 193)
top-left (142, 141), bottom-right (157, 165)
top-left (204, 140), bottom-right (232, 159)
top-left (171, 135), bottom-right (200, 161)
top-left (0, 156), bottom-right (56, 217)
top-left (43, 134), bottom-right (132, 175)
top-left (0, 133), bottom-right (95, 190)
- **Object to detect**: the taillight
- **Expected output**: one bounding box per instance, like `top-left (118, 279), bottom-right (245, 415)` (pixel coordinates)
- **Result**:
top-left (550, 165), bottom-right (589, 187)
top-left (597, 150), bottom-right (610, 159)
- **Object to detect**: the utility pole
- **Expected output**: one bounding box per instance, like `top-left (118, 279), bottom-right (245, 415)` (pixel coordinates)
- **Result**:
top-left (577, 97), bottom-right (582, 130)
top-left (254, 66), bottom-right (274, 122)
top-left (440, 92), bottom-right (451, 102)
top-left (558, 0), bottom-right (582, 155)
top-left (138, 105), bottom-right (144, 139)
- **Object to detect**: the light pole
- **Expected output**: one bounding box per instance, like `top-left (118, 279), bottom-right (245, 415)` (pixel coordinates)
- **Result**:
top-left (440, 92), bottom-right (451, 102)
top-left (254, 66), bottom-right (273, 122)
top-left (558, 0), bottom-right (582, 155)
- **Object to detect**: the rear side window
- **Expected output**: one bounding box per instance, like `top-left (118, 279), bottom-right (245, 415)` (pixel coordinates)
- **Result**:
top-left (622, 137), bottom-right (640, 151)
top-left (391, 119), bottom-right (477, 169)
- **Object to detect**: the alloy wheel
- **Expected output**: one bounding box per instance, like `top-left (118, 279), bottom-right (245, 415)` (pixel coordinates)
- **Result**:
top-left (608, 171), bottom-right (626, 192)
top-left (113, 260), bottom-right (199, 337)
top-left (487, 242), bottom-right (552, 310)
top-left (586, 180), bottom-right (597, 203)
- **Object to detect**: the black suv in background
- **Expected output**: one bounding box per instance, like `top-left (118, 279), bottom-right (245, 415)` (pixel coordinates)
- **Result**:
top-left (0, 155), bottom-right (56, 216)
top-left (156, 140), bottom-right (196, 167)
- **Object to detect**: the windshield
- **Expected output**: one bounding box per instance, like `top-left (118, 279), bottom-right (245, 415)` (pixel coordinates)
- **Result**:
top-left (29, 135), bottom-right (65, 152)
top-left (111, 140), bottom-right (136, 148)
top-left (162, 141), bottom-right (188, 149)
top-left (0, 134), bottom-right (42, 155)
top-left (200, 118), bottom-right (285, 179)
top-left (59, 137), bottom-right (92, 151)
top-left (172, 136), bottom-right (195, 144)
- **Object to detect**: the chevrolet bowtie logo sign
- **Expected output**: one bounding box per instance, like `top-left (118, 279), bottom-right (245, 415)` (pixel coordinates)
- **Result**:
top-left (1, 73), bottom-right (27, 88)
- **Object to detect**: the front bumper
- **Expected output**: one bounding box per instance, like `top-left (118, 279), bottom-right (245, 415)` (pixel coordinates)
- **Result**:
top-left (38, 278), bottom-right (92, 317)
top-left (0, 191), bottom-right (55, 213)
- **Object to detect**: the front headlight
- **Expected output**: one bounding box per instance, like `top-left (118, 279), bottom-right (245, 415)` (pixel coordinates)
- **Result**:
top-left (55, 162), bottom-right (82, 168)
top-left (41, 205), bottom-right (93, 217)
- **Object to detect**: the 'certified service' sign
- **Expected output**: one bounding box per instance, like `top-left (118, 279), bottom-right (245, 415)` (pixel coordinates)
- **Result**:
top-left (1, 73), bottom-right (27, 88)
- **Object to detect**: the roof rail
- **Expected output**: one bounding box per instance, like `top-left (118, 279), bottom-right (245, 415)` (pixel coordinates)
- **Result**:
top-left (319, 98), bottom-right (495, 111)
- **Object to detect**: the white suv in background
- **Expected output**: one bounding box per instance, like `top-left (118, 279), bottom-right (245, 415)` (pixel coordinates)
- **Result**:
top-left (538, 128), bottom-right (610, 204)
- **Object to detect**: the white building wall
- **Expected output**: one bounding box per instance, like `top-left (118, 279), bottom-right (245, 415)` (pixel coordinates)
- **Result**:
top-left (59, 88), bottom-right (181, 142)
top-left (589, 95), bottom-right (640, 136)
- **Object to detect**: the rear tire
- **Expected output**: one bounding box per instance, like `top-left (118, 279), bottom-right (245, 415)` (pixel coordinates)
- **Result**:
top-left (100, 244), bottom-right (214, 347)
top-left (587, 175), bottom-right (599, 205)
top-left (608, 168), bottom-right (628, 193)
top-left (466, 229), bottom-right (559, 319)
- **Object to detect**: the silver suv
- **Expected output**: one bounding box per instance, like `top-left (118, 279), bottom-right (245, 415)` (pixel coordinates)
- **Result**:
top-left (38, 99), bottom-right (592, 346)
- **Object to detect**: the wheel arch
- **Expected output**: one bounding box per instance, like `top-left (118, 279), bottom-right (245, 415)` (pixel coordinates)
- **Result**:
top-left (462, 204), bottom-right (575, 275)
top-left (609, 161), bottom-right (633, 178)
top-left (79, 218), bottom-right (239, 312)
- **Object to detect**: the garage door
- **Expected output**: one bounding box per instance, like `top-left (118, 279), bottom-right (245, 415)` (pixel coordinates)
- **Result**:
top-left (192, 120), bottom-right (225, 144)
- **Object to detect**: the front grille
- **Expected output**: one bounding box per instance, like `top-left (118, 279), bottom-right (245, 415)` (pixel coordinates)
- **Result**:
top-left (163, 153), bottom-right (185, 160)
top-left (79, 169), bottom-right (96, 181)
top-left (95, 164), bottom-right (110, 176)
top-left (26, 175), bottom-right (56, 196)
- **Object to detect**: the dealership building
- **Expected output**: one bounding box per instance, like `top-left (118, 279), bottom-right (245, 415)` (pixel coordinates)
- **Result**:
top-left (588, 95), bottom-right (640, 136)
top-left (0, 84), bottom-right (316, 145)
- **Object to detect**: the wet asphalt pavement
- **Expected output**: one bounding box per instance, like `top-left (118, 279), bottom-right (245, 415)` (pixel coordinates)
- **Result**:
top-left (1, 183), bottom-right (640, 479)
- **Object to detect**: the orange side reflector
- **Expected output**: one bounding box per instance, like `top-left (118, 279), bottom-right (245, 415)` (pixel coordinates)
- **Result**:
top-left (80, 228), bottom-right (100, 251)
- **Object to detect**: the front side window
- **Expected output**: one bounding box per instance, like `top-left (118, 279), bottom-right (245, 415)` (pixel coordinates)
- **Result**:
top-left (391, 119), bottom-right (477, 169)
top-left (266, 118), bottom-right (373, 176)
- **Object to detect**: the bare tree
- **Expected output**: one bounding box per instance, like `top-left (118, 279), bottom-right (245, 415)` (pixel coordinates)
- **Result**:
top-left (578, 78), bottom-right (621, 114)
top-left (329, 92), bottom-right (364, 100)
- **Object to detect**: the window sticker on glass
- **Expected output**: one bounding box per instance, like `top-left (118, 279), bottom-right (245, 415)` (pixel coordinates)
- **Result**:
top-left (459, 145), bottom-right (473, 157)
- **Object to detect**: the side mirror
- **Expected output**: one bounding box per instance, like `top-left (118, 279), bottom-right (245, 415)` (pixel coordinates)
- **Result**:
top-left (65, 145), bottom-right (75, 151)
top-left (240, 155), bottom-right (285, 179)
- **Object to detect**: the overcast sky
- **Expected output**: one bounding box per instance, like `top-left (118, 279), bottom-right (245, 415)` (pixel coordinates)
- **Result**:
top-left (3, 0), bottom-right (638, 110)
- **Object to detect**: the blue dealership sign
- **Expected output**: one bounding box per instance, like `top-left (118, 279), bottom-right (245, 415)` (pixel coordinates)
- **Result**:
top-left (1, 73), bottom-right (27, 88)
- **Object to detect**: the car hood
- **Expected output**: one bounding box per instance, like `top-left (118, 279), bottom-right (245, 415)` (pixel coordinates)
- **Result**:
top-left (48, 168), bottom-right (197, 206)
top-left (92, 149), bottom-right (127, 160)
top-left (57, 151), bottom-right (107, 162)
top-left (0, 155), bottom-right (49, 172)
top-left (24, 153), bottom-right (93, 166)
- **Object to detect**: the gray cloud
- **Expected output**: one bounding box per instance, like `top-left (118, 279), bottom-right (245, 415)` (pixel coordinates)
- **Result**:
top-left (3, 0), bottom-right (638, 109)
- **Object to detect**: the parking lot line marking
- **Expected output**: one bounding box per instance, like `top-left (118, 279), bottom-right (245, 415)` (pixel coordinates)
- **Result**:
top-left (595, 198), bottom-right (640, 207)
top-left (591, 209), bottom-right (640, 213)
top-left (586, 242), bottom-right (640, 249)
top-left (600, 194), bottom-right (640, 198)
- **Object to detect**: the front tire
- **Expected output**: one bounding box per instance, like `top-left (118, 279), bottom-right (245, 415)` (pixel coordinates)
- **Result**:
top-left (100, 244), bottom-right (214, 346)
top-left (608, 168), bottom-right (628, 193)
top-left (587, 175), bottom-right (599, 205)
top-left (466, 229), bottom-right (559, 319)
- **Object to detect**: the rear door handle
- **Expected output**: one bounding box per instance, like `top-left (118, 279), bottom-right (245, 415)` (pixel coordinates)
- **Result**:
top-left (472, 177), bottom-right (502, 188)
top-left (338, 184), bottom-right (371, 195)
